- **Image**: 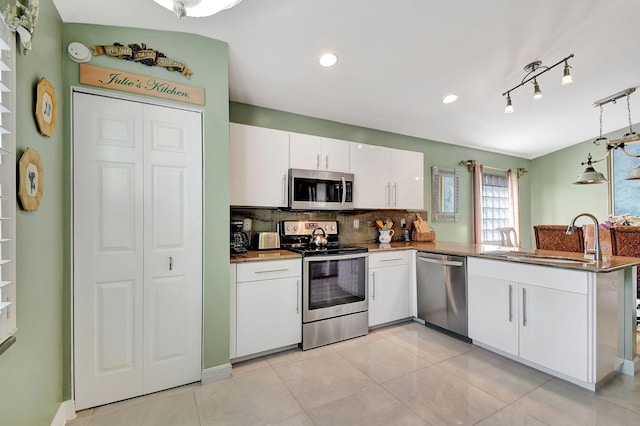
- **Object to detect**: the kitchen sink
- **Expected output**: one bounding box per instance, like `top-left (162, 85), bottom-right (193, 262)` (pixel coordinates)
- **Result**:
top-left (481, 250), bottom-right (596, 265)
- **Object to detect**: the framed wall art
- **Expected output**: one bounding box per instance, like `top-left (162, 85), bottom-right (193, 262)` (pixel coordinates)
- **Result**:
top-left (18, 148), bottom-right (43, 211)
top-left (35, 77), bottom-right (57, 137)
top-left (609, 143), bottom-right (640, 216)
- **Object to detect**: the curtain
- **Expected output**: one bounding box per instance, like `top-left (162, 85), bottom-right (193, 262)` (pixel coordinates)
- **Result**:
top-left (507, 169), bottom-right (521, 247)
top-left (0, 0), bottom-right (39, 53)
top-left (472, 164), bottom-right (484, 244)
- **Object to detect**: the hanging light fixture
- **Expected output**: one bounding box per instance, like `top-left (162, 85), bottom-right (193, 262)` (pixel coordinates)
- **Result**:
top-left (153, 0), bottom-right (243, 19)
top-left (501, 54), bottom-right (574, 113)
top-left (573, 153), bottom-right (608, 184)
top-left (573, 87), bottom-right (640, 184)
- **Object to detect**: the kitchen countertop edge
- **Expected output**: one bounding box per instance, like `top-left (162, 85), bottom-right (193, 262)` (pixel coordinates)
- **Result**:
top-left (230, 249), bottom-right (302, 263)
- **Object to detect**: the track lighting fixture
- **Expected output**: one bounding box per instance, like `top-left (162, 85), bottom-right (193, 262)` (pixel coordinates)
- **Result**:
top-left (504, 93), bottom-right (514, 113)
top-left (501, 54), bottom-right (574, 113)
top-left (532, 78), bottom-right (543, 100)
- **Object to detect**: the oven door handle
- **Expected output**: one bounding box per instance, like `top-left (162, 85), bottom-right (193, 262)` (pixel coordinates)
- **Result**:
top-left (303, 252), bottom-right (369, 263)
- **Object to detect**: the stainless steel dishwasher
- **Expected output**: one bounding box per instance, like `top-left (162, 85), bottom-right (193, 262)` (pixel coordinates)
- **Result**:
top-left (416, 252), bottom-right (468, 339)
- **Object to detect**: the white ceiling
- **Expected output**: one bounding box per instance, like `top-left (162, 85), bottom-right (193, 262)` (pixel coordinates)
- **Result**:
top-left (52, 0), bottom-right (640, 159)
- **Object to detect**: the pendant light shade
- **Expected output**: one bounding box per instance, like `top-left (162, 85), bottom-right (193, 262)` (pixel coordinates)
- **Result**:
top-left (561, 62), bottom-right (573, 85)
top-left (625, 164), bottom-right (640, 180)
top-left (532, 79), bottom-right (543, 100)
top-left (573, 153), bottom-right (607, 184)
top-left (153, 0), bottom-right (242, 18)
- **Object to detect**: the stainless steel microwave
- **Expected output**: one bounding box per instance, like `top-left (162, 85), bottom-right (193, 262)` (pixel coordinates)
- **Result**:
top-left (288, 169), bottom-right (354, 210)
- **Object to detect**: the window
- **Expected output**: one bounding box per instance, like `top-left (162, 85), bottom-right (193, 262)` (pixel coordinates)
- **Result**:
top-left (0, 22), bottom-right (16, 350)
top-left (472, 165), bottom-right (520, 246)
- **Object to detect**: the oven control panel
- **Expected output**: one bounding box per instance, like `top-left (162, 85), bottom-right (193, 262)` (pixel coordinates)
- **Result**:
top-left (281, 220), bottom-right (339, 236)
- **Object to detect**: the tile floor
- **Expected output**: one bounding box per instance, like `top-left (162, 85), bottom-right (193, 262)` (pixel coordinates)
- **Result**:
top-left (68, 321), bottom-right (640, 426)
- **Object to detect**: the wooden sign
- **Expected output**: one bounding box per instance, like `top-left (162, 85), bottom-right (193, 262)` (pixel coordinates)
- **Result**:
top-left (80, 64), bottom-right (205, 105)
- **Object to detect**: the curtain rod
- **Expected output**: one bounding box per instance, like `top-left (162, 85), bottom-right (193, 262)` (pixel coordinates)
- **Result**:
top-left (459, 160), bottom-right (528, 178)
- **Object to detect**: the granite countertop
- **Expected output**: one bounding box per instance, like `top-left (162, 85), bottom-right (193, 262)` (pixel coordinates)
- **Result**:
top-left (230, 249), bottom-right (301, 263)
top-left (231, 241), bottom-right (640, 272)
top-left (358, 241), bottom-right (640, 272)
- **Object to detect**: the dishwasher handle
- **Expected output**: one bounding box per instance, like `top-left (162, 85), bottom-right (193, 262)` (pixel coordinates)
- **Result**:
top-left (417, 256), bottom-right (464, 268)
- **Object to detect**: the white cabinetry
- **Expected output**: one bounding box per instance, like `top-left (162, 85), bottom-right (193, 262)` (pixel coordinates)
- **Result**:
top-left (468, 258), bottom-right (610, 386)
top-left (231, 259), bottom-right (302, 359)
top-left (289, 132), bottom-right (350, 172)
top-left (230, 123), bottom-right (290, 207)
top-left (368, 251), bottom-right (411, 327)
top-left (350, 143), bottom-right (423, 209)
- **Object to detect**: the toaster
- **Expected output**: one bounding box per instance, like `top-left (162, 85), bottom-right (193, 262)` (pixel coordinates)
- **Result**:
top-left (253, 232), bottom-right (280, 250)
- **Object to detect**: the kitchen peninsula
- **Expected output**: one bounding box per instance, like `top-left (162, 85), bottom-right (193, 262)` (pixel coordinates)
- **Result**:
top-left (231, 240), bottom-right (640, 391)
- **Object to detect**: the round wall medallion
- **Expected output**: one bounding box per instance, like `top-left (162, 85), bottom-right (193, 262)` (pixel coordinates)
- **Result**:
top-left (35, 77), bottom-right (57, 137)
top-left (18, 148), bottom-right (44, 211)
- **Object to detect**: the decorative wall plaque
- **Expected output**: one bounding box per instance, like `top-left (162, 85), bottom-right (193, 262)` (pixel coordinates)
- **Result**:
top-left (91, 42), bottom-right (193, 79)
top-left (79, 64), bottom-right (205, 106)
top-left (35, 77), bottom-right (57, 137)
top-left (18, 148), bottom-right (43, 211)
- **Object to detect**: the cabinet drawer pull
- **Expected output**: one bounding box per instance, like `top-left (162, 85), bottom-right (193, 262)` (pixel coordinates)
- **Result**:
top-left (254, 268), bottom-right (290, 274)
top-left (380, 258), bottom-right (403, 262)
top-left (508, 284), bottom-right (513, 322)
top-left (522, 287), bottom-right (527, 327)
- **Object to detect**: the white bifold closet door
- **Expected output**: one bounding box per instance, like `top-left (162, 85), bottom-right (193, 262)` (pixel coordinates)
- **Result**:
top-left (73, 92), bottom-right (203, 410)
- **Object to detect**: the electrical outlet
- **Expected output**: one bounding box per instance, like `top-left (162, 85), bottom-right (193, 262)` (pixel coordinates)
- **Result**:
top-left (353, 219), bottom-right (359, 230)
top-left (242, 218), bottom-right (252, 232)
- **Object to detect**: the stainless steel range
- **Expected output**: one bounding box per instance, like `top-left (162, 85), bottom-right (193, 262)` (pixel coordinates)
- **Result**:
top-left (280, 220), bottom-right (368, 350)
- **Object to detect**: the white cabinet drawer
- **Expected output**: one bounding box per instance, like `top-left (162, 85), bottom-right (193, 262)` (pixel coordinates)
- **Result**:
top-left (369, 250), bottom-right (410, 268)
top-left (237, 259), bottom-right (301, 282)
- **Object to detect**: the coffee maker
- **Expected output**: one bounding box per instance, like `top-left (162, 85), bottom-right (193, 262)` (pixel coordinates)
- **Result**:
top-left (230, 220), bottom-right (249, 254)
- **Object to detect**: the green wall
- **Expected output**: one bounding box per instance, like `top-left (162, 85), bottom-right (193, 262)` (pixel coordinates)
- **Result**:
top-left (62, 24), bottom-right (231, 397)
top-left (530, 126), bottom-right (631, 231)
top-left (230, 102), bottom-right (534, 248)
top-left (0, 1), bottom-right (65, 425)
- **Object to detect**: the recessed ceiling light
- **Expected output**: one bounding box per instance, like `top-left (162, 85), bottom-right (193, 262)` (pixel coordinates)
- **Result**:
top-left (442, 94), bottom-right (458, 104)
top-left (319, 53), bottom-right (338, 67)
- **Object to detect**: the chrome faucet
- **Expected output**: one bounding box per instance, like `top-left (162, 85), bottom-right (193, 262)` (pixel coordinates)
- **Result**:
top-left (566, 213), bottom-right (602, 262)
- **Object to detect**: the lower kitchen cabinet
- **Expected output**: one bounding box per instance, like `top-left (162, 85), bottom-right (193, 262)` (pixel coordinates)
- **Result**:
top-left (368, 251), bottom-right (411, 327)
top-left (231, 259), bottom-right (302, 359)
top-left (467, 257), bottom-right (619, 388)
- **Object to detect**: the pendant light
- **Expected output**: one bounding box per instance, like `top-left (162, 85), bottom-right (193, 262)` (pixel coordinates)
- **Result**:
top-left (561, 60), bottom-right (573, 85)
top-left (504, 93), bottom-right (514, 113)
top-left (574, 105), bottom-right (608, 184)
top-left (532, 78), bottom-right (543, 100)
top-left (573, 153), bottom-right (608, 184)
top-left (153, 0), bottom-right (243, 18)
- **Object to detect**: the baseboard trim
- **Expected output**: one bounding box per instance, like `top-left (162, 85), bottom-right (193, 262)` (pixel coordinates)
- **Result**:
top-left (621, 356), bottom-right (640, 376)
top-left (201, 363), bottom-right (232, 385)
top-left (50, 400), bottom-right (76, 426)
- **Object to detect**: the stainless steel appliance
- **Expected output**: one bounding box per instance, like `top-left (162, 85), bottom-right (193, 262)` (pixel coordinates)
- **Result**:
top-left (416, 252), bottom-right (469, 340)
top-left (280, 220), bottom-right (368, 350)
top-left (230, 220), bottom-right (249, 254)
top-left (252, 232), bottom-right (280, 250)
top-left (288, 169), bottom-right (354, 210)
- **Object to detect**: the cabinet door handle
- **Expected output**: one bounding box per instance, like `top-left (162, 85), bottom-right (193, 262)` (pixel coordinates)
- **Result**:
top-left (508, 284), bottom-right (513, 322)
top-left (371, 271), bottom-right (376, 301)
top-left (296, 279), bottom-right (300, 314)
top-left (522, 287), bottom-right (527, 327)
top-left (393, 183), bottom-right (398, 207)
top-left (282, 174), bottom-right (287, 205)
top-left (316, 154), bottom-right (320, 169)
top-left (385, 183), bottom-right (390, 207)
top-left (169, 256), bottom-right (174, 271)
top-left (325, 155), bottom-right (329, 170)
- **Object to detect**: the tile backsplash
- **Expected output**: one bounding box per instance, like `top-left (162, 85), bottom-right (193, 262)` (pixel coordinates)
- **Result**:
top-left (230, 208), bottom-right (429, 244)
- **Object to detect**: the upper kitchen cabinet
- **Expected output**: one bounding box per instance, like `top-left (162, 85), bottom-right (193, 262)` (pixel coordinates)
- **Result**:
top-left (350, 143), bottom-right (424, 209)
top-left (230, 123), bottom-right (290, 207)
top-left (289, 132), bottom-right (350, 172)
